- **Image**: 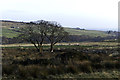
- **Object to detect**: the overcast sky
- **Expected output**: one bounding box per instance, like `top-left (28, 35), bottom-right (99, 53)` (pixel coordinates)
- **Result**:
top-left (0, 0), bottom-right (119, 31)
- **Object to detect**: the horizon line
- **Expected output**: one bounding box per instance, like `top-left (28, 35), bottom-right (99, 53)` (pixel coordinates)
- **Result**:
top-left (0, 19), bottom-right (118, 32)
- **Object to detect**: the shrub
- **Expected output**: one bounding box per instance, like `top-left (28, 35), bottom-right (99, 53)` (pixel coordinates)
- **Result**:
top-left (2, 64), bottom-right (18, 75)
top-left (18, 65), bottom-right (48, 79)
top-left (114, 61), bottom-right (120, 69)
top-left (91, 63), bottom-right (103, 70)
top-left (102, 61), bottom-right (116, 69)
top-left (65, 65), bottom-right (78, 74)
top-left (90, 54), bottom-right (102, 63)
top-left (78, 60), bottom-right (92, 73)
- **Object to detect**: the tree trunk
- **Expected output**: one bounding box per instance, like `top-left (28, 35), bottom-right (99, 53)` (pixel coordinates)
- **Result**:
top-left (39, 45), bottom-right (43, 54)
top-left (33, 43), bottom-right (40, 52)
top-left (37, 40), bottom-right (43, 54)
top-left (30, 40), bottom-right (40, 53)
top-left (50, 43), bottom-right (54, 52)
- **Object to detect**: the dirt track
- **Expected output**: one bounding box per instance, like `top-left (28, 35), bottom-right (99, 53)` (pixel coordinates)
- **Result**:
top-left (0, 42), bottom-right (118, 47)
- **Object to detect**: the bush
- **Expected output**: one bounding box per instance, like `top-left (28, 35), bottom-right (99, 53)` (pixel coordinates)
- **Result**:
top-left (90, 54), bottom-right (102, 63)
top-left (102, 61), bottom-right (116, 69)
top-left (2, 64), bottom-right (18, 75)
top-left (114, 61), bottom-right (120, 69)
top-left (65, 65), bottom-right (78, 74)
top-left (91, 63), bottom-right (103, 70)
top-left (18, 65), bottom-right (48, 79)
top-left (78, 60), bottom-right (92, 73)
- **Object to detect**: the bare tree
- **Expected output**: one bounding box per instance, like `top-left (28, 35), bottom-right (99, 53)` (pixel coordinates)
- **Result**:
top-left (19, 20), bottom-right (47, 53)
top-left (19, 20), bottom-right (68, 53)
top-left (45, 21), bottom-right (69, 52)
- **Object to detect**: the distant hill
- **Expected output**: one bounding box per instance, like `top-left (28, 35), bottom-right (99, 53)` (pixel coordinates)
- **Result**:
top-left (0, 20), bottom-right (116, 38)
top-left (64, 28), bottom-right (114, 37)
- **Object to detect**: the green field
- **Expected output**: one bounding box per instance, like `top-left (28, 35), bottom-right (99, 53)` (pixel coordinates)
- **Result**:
top-left (64, 28), bottom-right (113, 37)
top-left (1, 20), bottom-right (116, 38)
top-left (2, 27), bottom-right (114, 38)
top-left (2, 28), bottom-right (20, 38)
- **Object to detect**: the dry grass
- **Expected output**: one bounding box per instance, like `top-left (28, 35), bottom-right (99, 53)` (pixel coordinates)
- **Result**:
top-left (1, 42), bottom-right (119, 47)
top-left (2, 43), bottom-right (120, 79)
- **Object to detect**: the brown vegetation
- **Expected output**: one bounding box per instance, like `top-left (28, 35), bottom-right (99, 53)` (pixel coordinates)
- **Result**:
top-left (2, 46), bottom-right (120, 79)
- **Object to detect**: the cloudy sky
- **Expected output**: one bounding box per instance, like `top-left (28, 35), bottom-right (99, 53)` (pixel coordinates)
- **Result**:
top-left (0, 0), bottom-right (119, 31)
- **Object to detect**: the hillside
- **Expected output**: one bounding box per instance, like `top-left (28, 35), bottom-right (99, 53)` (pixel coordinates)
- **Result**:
top-left (0, 20), bottom-right (115, 38)
top-left (64, 28), bottom-right (113, 37)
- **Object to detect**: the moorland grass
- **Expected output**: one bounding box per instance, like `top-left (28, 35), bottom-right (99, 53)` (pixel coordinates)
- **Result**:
top-left (2, 47), bottom-right (120, 79)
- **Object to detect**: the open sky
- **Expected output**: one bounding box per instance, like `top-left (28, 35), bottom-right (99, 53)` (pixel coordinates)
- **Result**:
top-left (0, 0), bottom-right (119, 31)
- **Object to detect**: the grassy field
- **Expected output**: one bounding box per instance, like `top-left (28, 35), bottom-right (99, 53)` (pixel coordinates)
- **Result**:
top-left (2, 28), bottom-right (20, 38)
top-left (2, 27), bottom-right (114, 38)
top-left (64, 28), bottom-right (113, 37)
